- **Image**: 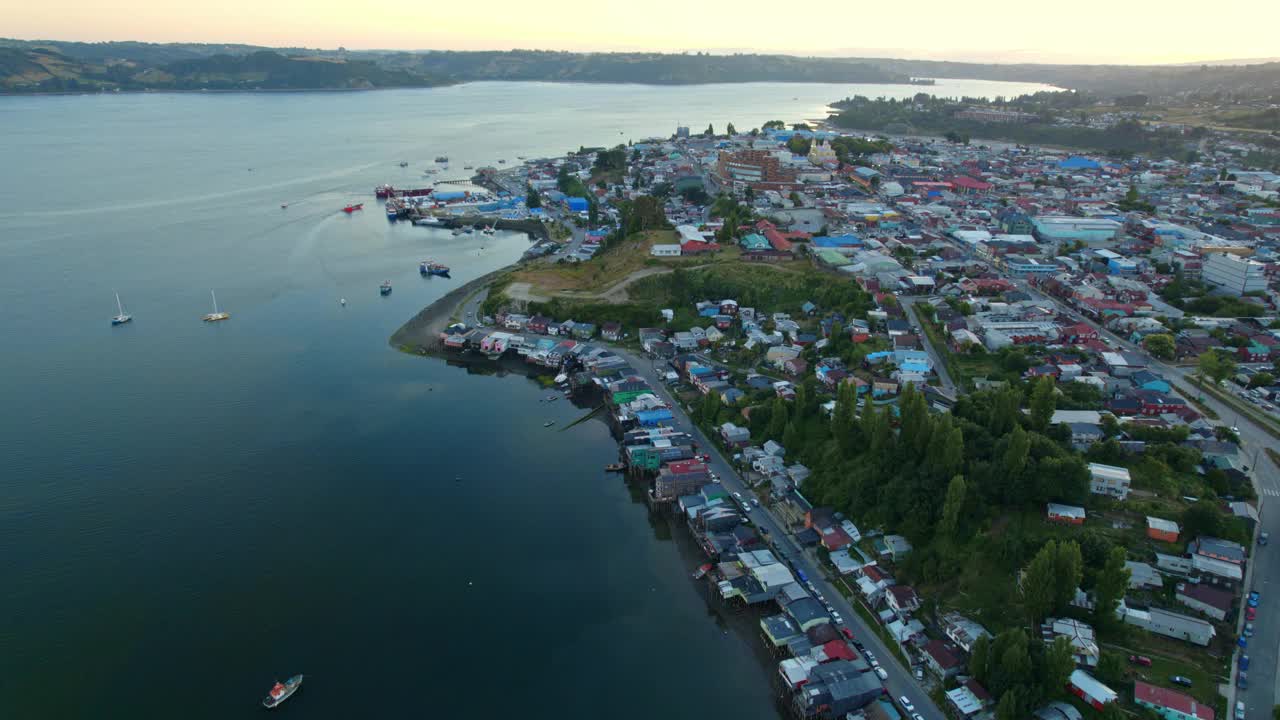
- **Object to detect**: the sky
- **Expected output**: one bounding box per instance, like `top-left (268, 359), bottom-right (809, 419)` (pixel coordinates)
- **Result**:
top-left (7, 0), bottom-right (1279, 65)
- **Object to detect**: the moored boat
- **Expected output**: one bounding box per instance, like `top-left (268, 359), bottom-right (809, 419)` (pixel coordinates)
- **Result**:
top-left (379, 281), bottom-right (392, 296)
top-left (111, 292), bottom-right (132, 325)
top-left (435, 156), bottom-right (448, 163)
top-left (419, 261), bottom-right (451, 277)
top-left (262, 674), bottom-right (303, 709)
top-left (343, 203), bottom-right (363, 214)
top-left (202, 290), bottom-right (230, 322)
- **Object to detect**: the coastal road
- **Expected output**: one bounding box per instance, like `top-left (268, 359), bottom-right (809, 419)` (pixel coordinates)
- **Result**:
top-left (610, 346), bottom-right (946, 720)
top-left (1013, 280), bottom-right (1279, 714)
top-left (898, 296), bottom-right (957, 396)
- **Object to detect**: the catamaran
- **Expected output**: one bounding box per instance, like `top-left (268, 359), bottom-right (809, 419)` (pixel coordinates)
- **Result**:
top-left (111, 292), bottom-right (132, 325)
top-left (202, 290), bottom-right (230, 322)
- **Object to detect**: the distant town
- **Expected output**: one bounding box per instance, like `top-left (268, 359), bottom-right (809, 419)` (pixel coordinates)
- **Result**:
top-left (399, 99), bottom-right (1280, 720)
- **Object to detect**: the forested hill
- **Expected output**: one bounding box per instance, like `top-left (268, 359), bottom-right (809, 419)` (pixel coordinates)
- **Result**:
top-left (0, 47), bottom-right (442, 92)
top-left (392, 50), bottom-right (907, 84)
top-left (3, 38), bottom-right (1279, 98)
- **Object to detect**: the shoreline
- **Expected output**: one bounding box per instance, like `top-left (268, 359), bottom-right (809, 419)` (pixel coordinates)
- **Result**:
top-left (388, 267), bottom-right (511, 354)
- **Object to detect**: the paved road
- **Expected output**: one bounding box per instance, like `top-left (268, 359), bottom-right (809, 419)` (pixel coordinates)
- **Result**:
top-left (898, 296), bottom-right (958, 395)
top-left (1013, 280), bottom-right (1277, 715)
top-left (611, 346), bottom-right (945, 720)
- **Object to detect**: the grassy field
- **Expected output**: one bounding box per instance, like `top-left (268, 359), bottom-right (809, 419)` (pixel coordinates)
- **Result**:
top-left (509, 230), bottom-right (742, 298)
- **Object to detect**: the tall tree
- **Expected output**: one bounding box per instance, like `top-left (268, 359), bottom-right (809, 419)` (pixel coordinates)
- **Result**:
top-left (1041, 636), bottom-right (1076, 699)
top-left (938, 475), bottom-right (968, 541)
top-left (766, 397), bottom-right (789, 439)
top-left (1093, 546), bottom-right (1131, 626)
top-left (704, 123), bottom-right (715, 137)
top-left (1144, 333), bottom-right (1175, 360)
top-left (726, 122), bottom-right (737, 135)
top-left (1029, 376), bottom-right (1057, 432)
top-left (1001, 425), bottom-right (1031, 499)
top-left (701, 390), bottom-right (722, 425)
top-left (969, 633), bottom-right (991, 686)
top-left (1053, 541), bottom-right (1083, 612)
top-left (525, 184), bottom-right (542, 209)
top-left (1022, 541), bottom-right (1059, 622)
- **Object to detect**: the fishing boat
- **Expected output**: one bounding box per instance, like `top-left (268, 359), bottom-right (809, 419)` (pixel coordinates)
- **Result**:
top-left (262, 674), bottom-right (303, 709)
top-left (419, 261), bottom-right (450, 277)
top-left (451, 228), bottom-right (464, 236)
top-left (379, 281), bottom-right (392, 296)
top-left (692, 563), bottom-right (713, 580)
top-left (498, 159), bottom-right (507, 164)
top-left (605, 463), bottom-right (625, 472)
top-left (412, 216), bottom-right (442, 226)
top-left (482, 226), bottom-right (496, 235)
top-left (464, 165), bottom-right (474, 170)
top-left (435, 156), bottom-right (448, 163)
top-left (342, 203), bottom-right (363, 214)
top-left (202, 290), bottom-right (230, 322)
top-left (399, 161), bottom-right (409, 167)
top-left (111, 292), bottom-right (132, 325)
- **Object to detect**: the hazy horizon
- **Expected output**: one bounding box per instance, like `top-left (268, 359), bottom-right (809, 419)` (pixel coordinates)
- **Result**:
top-left (6, 0), bottom-right (1279, 67)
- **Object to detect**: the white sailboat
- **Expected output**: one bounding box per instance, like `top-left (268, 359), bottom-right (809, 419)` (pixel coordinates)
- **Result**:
top-left (111, 292), bottom-right (132, 325)
top-left (202, 290), bottom-right (231, 322)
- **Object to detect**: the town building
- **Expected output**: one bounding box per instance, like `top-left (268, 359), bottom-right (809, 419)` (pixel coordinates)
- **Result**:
top-left (1202, 253), bottom-right (1267, 296)
top-left (1133, 681), bottom-right (1215, 720)
top-left (1088, 463), bottom-right (1131, 500)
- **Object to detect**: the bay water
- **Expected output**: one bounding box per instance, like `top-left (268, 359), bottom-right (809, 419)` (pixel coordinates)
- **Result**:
top-left (0, 78), bottom-right (1053, 717)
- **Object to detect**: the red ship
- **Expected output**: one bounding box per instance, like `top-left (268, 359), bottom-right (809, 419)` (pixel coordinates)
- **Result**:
top-left (343, 203), bottom-right (364, 214)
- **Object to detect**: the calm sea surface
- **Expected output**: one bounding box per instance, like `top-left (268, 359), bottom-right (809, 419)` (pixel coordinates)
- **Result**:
top-left (0, 79), bottom-right (1053, 718)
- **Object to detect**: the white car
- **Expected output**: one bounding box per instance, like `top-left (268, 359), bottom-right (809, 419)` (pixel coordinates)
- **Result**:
top-left (733, 492), bottom-right (743, 501)
top-left (900, 697), bottom-right (915, 712)
top-left (751, 498), bottom-right (760, 508)
top-left (1235, 701), bottom-right (1245, 720)
top-left (875, 667), bottom-right (889, 681)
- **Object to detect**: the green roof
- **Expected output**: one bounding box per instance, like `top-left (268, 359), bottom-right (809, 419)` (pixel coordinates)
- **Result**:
top-left (740, 233), bottom-right (770, 250)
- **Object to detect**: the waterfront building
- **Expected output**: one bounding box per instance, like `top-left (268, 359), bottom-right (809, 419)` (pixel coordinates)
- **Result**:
top-left (1133, 681), bottom-right (1215, 720)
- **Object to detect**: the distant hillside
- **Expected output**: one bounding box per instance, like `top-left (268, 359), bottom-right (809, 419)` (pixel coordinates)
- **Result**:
top-left (852, 57), bottom-right (1280, 99)
top-left (3, 39), bottom-right (1280, 99)
top-left (391, 50), bottom-right (908, 85)
top-left (0, 47), bottom-right (443, 92)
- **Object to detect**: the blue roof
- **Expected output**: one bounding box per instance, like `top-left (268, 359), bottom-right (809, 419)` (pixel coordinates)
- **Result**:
top-left (813, 234), bottom-right (862, 248)
top-left (566, 197), bottom-right (589, 210)
top-left (1059, 156), bottom-right (1101, 170)
top-left (636, 409), bottom-right (674, 421)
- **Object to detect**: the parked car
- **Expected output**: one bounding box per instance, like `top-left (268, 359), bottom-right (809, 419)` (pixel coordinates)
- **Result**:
top-left (900, 697), bottom-right (915, 712)
top-left (1261, 532), bottom-right (1270, 546)
top-left (1171, 676), bottom-right (1193, 688)
top-left (914, 666), bottom-right (924, 681)
top-left (1235, 701), bottom-right (1245, 720)
top-left (1240, 654), bottom-right (1250, 671)
top-left (1129, 655), bottom-right (1153, 667)
top-left (841, 627), bottom-right (855, 641)
top-left (875, 667), bottom-right (888, 681)
top-left (912, 714), bottom-right (925, 720)
top-left (1246, 606), bottom-right (1257, 621)
top-left (1245, 623), bottom-right (1255, 638)
top-left (1237, 671), bottom-right (1248, 689)
top-left (1249, 591), bottom-right (1260, 607)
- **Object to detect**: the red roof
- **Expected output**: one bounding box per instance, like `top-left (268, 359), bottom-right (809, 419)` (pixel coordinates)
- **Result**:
top-left (667, 459), bottom-right (707, 475)
top-left (818, 639), bottom-right (857, 663)
top-left (821, 528), bottom-right (853, 550)
top-left (923, 639), bottom-right (962, 669)
top-left (1134, 681), bottom-right (1214, 720)
top-left (681, 240), bottom-right (721, 253)
top-left (950, 176), bottom-right (993, 191)
top-left (755, 220), bottom-right (793, 252)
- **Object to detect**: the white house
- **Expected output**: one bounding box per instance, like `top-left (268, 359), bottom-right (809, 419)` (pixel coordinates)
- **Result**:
top-left (651, 244), bottom-right (682, 257)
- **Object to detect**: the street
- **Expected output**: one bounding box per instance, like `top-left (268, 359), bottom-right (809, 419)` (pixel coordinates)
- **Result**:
top-left (898, 295), bottom-right (958, 395)
top-left (610, 346), bottom-right (946, 720)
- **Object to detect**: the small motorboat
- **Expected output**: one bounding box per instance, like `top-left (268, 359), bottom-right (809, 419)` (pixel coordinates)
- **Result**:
top-left (343, 203), bottom-right (364, 214)
top-left (543, 421), bottom-right (555, 428)
top-left (498, 159), bottom-right (507, 164)
top-left (280, 203), bottom-right (288, 209)
top-left (605, 463), bottom-right (625, 472)
top-left (435, 156), bottom-right (448, 163)
top-left (399, 161), bottom-right (409, 167)
top-left (262, 674), bottom-right (303, 709)
top-left (482, 226), bottom-right (496, 235)
top-left (379, 281), bottom-right (392, 296)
